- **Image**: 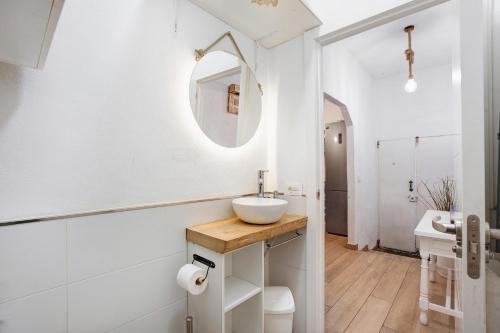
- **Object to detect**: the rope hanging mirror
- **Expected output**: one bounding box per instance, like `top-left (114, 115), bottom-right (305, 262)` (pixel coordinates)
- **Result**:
top-left (194, 31), bottom-right (263, 95)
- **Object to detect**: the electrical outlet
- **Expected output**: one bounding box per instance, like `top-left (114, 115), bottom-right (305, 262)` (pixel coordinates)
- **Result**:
top-left (287, 183), bottom-right (303, 196)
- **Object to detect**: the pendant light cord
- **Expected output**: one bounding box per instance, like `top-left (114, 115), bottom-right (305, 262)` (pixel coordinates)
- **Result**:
top-left (405, 25), bottom-right (415, 78)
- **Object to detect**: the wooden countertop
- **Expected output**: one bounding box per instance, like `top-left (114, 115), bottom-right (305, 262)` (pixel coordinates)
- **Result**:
top-left (186, 214), bottom-right (308, 253)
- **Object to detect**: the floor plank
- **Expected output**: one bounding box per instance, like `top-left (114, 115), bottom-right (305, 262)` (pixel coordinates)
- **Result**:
top-left (325, 251), bottom-right (377, 306)
top-left (326, 250), bottom-right (361, 283)
top-left (326, 254), bottom-right (393, 332)
top-left (325, 234), bottom-right (349, 263)
top-left (344, 296), bottom-right (392, 333)
top-left (324, 235), bottom-right (454, 333)
top-left (371, 259), bottom-right (410, 303)
top-left (382, 262), bottom-right (421, 333)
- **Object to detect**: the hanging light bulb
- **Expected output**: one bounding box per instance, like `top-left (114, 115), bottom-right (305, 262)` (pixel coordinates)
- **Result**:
top-left (405, 75), bottom-right (418, 93)
top-left (404, 25), bottom-right (417, 93)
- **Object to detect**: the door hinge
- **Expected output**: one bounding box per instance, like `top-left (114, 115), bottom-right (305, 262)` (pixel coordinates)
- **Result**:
top-left (316, 190), bottom-right (320, 200)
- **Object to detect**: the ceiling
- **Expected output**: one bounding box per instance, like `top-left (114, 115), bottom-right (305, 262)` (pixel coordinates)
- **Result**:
top-left (339, 2), bottom-right (456, 79)
top-left (189, 0), bottom-right (321, 48)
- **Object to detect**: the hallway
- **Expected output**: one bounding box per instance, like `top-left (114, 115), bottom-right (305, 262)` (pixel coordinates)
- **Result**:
top-left (325, 234), bottom-right (454, 332)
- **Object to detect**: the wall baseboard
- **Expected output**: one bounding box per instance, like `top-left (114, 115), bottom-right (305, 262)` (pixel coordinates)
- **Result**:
top-left (345, 243), bottom-right (358, 250)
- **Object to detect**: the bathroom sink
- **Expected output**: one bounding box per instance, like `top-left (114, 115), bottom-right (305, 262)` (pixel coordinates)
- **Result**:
top-left (232, 197), bottom-right (288, 224)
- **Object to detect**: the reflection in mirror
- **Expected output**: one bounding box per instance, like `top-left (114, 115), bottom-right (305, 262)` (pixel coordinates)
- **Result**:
top-left (190, 51), bottom-right (262, 148)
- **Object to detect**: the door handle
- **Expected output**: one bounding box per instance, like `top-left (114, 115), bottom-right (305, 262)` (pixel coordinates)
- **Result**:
top-left (409, 180), bottom-right (414, 192)
top-left (432, 216), bottom-right (463, 259)
top-left (432, 216), bottom-right (457, 234)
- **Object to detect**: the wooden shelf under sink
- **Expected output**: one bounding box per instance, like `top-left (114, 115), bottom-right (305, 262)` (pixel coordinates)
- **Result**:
top-left (186, 214), bottom-right (307, 253)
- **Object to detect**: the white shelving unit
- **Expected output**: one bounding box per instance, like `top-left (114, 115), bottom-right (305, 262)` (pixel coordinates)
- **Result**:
top-left (224, 276), bottom-right (261, 312)
top-left (188, 241), bottom-right (264, 333)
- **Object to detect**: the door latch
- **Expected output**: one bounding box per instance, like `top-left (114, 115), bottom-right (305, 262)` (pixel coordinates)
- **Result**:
top-left (466, 215), bottom-right (480, 279)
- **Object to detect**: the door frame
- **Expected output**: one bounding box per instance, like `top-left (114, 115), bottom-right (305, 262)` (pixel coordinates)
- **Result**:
top-left (323, 94), bottom-right (355, 244)
top-left (302, 1), bottom-right (480, 332)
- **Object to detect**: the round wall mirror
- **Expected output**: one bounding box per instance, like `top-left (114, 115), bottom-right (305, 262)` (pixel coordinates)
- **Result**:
top-left (189, 51), bottom-right (262, 148)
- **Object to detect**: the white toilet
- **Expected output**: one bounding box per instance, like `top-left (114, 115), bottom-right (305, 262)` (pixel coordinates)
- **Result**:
top-left (264, 286), bottom-right (295, 333)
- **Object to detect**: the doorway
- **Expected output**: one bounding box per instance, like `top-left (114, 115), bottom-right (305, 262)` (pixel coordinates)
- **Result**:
top-left (320, 1), bottom-right (464, 332)
top-left (323, 95), bottom-right (354, 243)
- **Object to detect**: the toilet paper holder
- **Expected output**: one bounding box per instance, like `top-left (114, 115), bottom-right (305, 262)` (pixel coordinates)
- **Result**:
top-left (192, 254), bottom-right (215, 285)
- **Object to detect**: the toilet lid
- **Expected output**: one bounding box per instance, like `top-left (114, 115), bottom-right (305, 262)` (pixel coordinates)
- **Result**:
top-left (264, 286), bottom-right (295, 315)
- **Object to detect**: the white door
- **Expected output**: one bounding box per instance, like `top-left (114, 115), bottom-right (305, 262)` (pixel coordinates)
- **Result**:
top-left (378, 139), bottom-right (417, 252)
top-left (457, 0), bottom-right (495, 331)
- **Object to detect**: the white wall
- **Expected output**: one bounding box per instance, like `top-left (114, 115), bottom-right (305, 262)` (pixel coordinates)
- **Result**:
top-left (322, 43), bottom-right (378, 249)
top-left (268, 37), bottom-right (308, 195)
top-left (0, 0), bottom-right (271, 332)
top-left (374, 64), bottom-right (457, 140)
top-left (0, 0), bottom-right (268, 223)
top-left (375, 63), bottom-right (460, 230)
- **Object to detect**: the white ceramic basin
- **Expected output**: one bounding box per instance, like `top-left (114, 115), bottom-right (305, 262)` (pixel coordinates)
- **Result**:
top-left (232, 197), bottom-right (288, 224)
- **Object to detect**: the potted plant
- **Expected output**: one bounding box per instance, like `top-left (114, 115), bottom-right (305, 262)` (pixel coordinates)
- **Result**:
top-left (418, 176), bottom-right (458, 279)
top-left (418, 176), bottom-right (458, 212)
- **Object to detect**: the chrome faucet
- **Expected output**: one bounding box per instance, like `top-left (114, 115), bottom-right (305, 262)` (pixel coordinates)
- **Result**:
top-left (258, 170), bottom-right (268, 197)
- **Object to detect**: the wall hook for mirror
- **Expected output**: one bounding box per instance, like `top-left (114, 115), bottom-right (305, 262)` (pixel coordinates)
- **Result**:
top-left (194, 31), bottom-right (264, 95)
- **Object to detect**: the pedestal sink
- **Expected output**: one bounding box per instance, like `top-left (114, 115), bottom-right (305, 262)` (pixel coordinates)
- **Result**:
top-left (232, 197), bottom-right (288, 224)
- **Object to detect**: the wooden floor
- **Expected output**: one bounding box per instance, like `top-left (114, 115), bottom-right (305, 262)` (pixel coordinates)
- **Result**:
top-left (325, 234), bottom-right (454, 333)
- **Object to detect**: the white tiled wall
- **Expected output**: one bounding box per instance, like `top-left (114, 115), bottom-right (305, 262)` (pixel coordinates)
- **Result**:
top-left (0, 221), bottom-right (66, 303)
top-left (0, 198), bottom-right (234, 333)
top-left (108, 299), bottom-right (185, 333)
top-left (0, 287), bottom-right (67, 333)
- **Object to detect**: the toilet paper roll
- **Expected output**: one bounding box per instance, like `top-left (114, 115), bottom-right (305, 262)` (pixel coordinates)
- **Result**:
top-left (177, 264), bottom-right (208, 295)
